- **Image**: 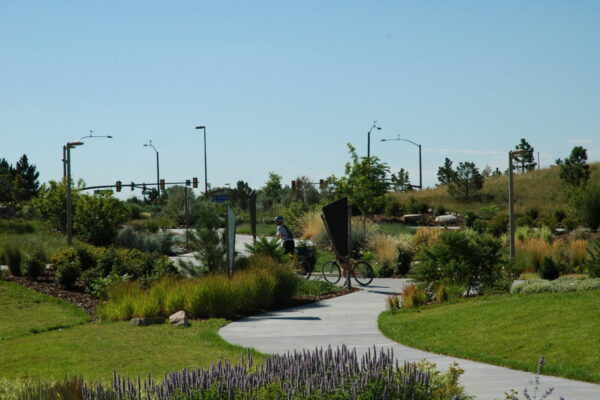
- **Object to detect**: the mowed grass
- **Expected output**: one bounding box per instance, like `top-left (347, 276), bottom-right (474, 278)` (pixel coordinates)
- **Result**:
top-left (0, 319), bottom-right (262, 382)
top-left (377, 223), bottom-right (416, 236)
top-left (236, 223), bottom-right (275, 236)
top-left (0, 281), bottom-right (90, 340)
top-left (379, 291), bottom-right (600, 383)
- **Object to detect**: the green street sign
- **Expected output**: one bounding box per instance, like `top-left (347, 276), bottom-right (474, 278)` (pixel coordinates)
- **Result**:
top-left (142, 190), bottom-right (152, 195)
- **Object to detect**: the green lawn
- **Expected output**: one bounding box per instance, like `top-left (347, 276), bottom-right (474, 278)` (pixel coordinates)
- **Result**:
top-left (379, 291), bottom-right (600, 383)
top-left (0, 280), bottom-right (262, 383)
top-left (0, 319), bottom-right (261, 382)
top-left (236, 223), bottom-right (275, 236)
top-left (0, 281), bottom-right (90, 341)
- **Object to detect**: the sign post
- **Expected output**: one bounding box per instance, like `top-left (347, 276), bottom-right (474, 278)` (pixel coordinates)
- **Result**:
top-left (249, 190), bottom-right (257, 243)
top-left (321, 197), bottom-right (352, 289)
top-left (226, 206), bottom-right (236, 279)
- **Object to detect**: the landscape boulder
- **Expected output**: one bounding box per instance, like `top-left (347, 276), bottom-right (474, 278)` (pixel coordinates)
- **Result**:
top-left (435, 215), bottom-right (458, 225)
top-left (169, 310), bottom-right (189, 327)
top-left (402, 214), bottom-right (424, 224)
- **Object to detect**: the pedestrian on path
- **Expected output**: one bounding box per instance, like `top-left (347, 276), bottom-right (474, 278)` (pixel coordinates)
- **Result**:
top-left (274, 216), bottom-right (294, 254)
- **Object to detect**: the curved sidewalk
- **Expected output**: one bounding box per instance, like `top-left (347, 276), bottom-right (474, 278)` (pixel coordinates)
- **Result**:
top-left (219, 278), bottom-right (600, 400)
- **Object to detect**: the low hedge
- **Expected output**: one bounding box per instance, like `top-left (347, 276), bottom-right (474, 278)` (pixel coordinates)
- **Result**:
top-left (511, 276), bottom-right (600, 295)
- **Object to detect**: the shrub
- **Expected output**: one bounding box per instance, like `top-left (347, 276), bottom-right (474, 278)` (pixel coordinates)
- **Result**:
top-left (487, 214), bottom-right (508, 236)
top-left (414, 227), bottom-right (441, 250)
top-left (384, 197), bottom-right (405, 217)
top-left (412, 230), bottom-right (507, 294)
top-left (586, 237), bottom-right (600, 278)
top-left (511, 277), bottom-right (600, 294)
top-left (73, 193), bottom-right (129, 246)
top-left (539, 256), bottom-right (560, 280)
top-left (515, 238), bottom-right (551, 273)
top-left (298, 210), bottom-right (324, 239)
top-left (402, 283), bottom-right (428, 308)
top-left (3, 243), bottom-right (23, 276)
top-left (368, 232), bottom-right (398, 267)
top-left (571, 184), bottom-right (600, 230)
top-left (395, 237), bottom-right (416, 277)
top-left (21, 253), bottom-right (45, 281)
top-left (244, 236), bottom-right (284, 262)
top-left (55, 261), bottom-right (81, 289)
top-left (435, 284), bottom-right (449, 303)
top-left (385, 294), bottom-right (401, 312)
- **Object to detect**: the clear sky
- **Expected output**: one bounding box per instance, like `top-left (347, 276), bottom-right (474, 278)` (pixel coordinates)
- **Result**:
top-left (2, 1), bottom-right (599, 197)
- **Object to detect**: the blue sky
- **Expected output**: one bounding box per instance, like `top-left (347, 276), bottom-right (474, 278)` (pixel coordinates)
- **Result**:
top-left (2, 1), bottom-right (599, 197)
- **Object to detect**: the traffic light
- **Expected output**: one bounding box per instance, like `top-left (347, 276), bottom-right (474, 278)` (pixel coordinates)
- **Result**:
top-left (192, 177), bottom-right (198, 188)
top-left (185, 179), bottom-right (191, 186)
top-left (291, 180), bottom-right (296, 189)
top-left (160, 179), bottom-right (165, 191)
top-left (142, 184), bottom-right (146, 192)
top-left (115, 181), bottom-right (122, 192)
top-left (319, 179), bottom-right (325, 189)
top-left (131, 182), bottom-right (135, 191)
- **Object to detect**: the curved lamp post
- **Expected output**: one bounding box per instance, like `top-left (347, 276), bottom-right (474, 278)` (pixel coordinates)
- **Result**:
top-left (380, 135), bottom-right (422, 190)
top-left (367, 121), bottom-right (381, 159)
top-left (509, 149), bottom-right (527, 259)
top-left (195, 125), bottom-right (208, 198)
top-left (63, 131), bottom-right (113, 179)
top-left (143, 140), bottom-right (160, 197)
top-left (65, 141), bottom-right (84, 245)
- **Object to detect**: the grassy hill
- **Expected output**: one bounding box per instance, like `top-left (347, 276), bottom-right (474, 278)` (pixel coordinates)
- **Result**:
top-left (391, 162), bottom-right (600, 218)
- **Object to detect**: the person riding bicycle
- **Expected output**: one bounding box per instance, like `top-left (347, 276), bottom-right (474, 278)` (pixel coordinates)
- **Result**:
top-left (274, 216), bottom-right (295, 255)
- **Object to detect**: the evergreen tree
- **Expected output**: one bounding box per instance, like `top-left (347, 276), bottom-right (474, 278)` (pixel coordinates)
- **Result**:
top-left (230, 180), bottom-right (253, 210)
top-left (514, 138), bottom-right (536, 172)
top-left (558, 146), bottom-right (590, 187)
top-left (448, 162), bottom-right (484, 200)
top-left (15, 154), bottom-right (40, 200)
top-left (260, 172), bottom-right (283, 210)
top-left (391, 168), bottom-right (412, 192)
top-left (0, 158), bottom-right (14, 203)
top-left (437, 158), bottom-right (456, 186)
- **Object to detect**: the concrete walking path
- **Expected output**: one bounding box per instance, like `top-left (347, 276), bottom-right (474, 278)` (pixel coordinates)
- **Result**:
top-left (219, 278), bottom-right (600, 400)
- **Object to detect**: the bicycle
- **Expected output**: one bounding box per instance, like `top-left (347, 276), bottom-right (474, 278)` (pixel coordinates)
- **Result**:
top-left (291, 245), bottom-right (314, 280)
top-left (321, 256), bottom-right (374, 286)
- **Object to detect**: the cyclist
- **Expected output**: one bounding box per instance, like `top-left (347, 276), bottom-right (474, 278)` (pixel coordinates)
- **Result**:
top-left (274, 216), bottom-right (295, 255)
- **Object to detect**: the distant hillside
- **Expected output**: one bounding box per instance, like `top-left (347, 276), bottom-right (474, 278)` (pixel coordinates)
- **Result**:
top-left (391, 162), bottom-right (600, 218)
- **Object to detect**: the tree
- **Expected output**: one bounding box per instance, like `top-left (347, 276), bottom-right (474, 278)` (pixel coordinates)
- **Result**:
top-left (230, 180), bottom-right (253, 210)
top-left (14, 154), bottom-right (39, 200)
top-left (448, 162), bottom-right (484, 200)
top-left (558, 146), bottom-right (590, 187)
top-left (437, 158), bottom-right (456, 186)
top-left (514, 138), bottom-right (536, 172)
top-left (261, 172), bottom-right (283, 210)
top-left (391, 168), bottom-right (412, 192)
top-left (193, 200), bottom-right (226, 273)
top-left (73, 193), bottom-right (129, 246)
top-left (0, 158), bottom-right (13, 203)
top-left (31, 180), bottom-right (73, 231)
top-left (318, 175), bottom-right (339, 202)
top-left (337, 143), bottom-right (390, 216)
top-left (291, 176), bottom-right (320, 205)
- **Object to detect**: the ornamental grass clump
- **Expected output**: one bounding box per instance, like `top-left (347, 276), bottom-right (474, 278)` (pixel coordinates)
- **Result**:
top-left (82, 346), bottom-right (448, 400)
top-left (97, 259), bottom-right (298, 321)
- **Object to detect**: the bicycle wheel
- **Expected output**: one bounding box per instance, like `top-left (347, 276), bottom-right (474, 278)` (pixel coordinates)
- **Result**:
top-left (321, 260), bottom-right (341, 284)
top-left (352, 261), bottom-right (374, 286)
top-left (296, 260), bottom-right (312, 279)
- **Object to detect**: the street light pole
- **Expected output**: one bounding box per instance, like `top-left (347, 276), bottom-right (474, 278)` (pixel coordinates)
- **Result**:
top-left (509, 149), bottom-right (527, 260)
top-left (143, 140), bottom-right (160, 197)
top-left (65, 141), bottom-right (84, 245)
top-left (380, 135), bottom-right (423, 190)
top-left (195, 125), bottom-right (208, 198)
top-left (367, 121), bottom-right (381, 159)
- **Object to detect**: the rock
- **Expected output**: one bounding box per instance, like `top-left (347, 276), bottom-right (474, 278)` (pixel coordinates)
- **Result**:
top-left (402, 214), bottom-right (424, 224)
top-left (435, 215), bottom-right (458, 224)
top-left (169, 310), bottom-right (189, 327)
top-left (130, 317), bottom-right (164, 327)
